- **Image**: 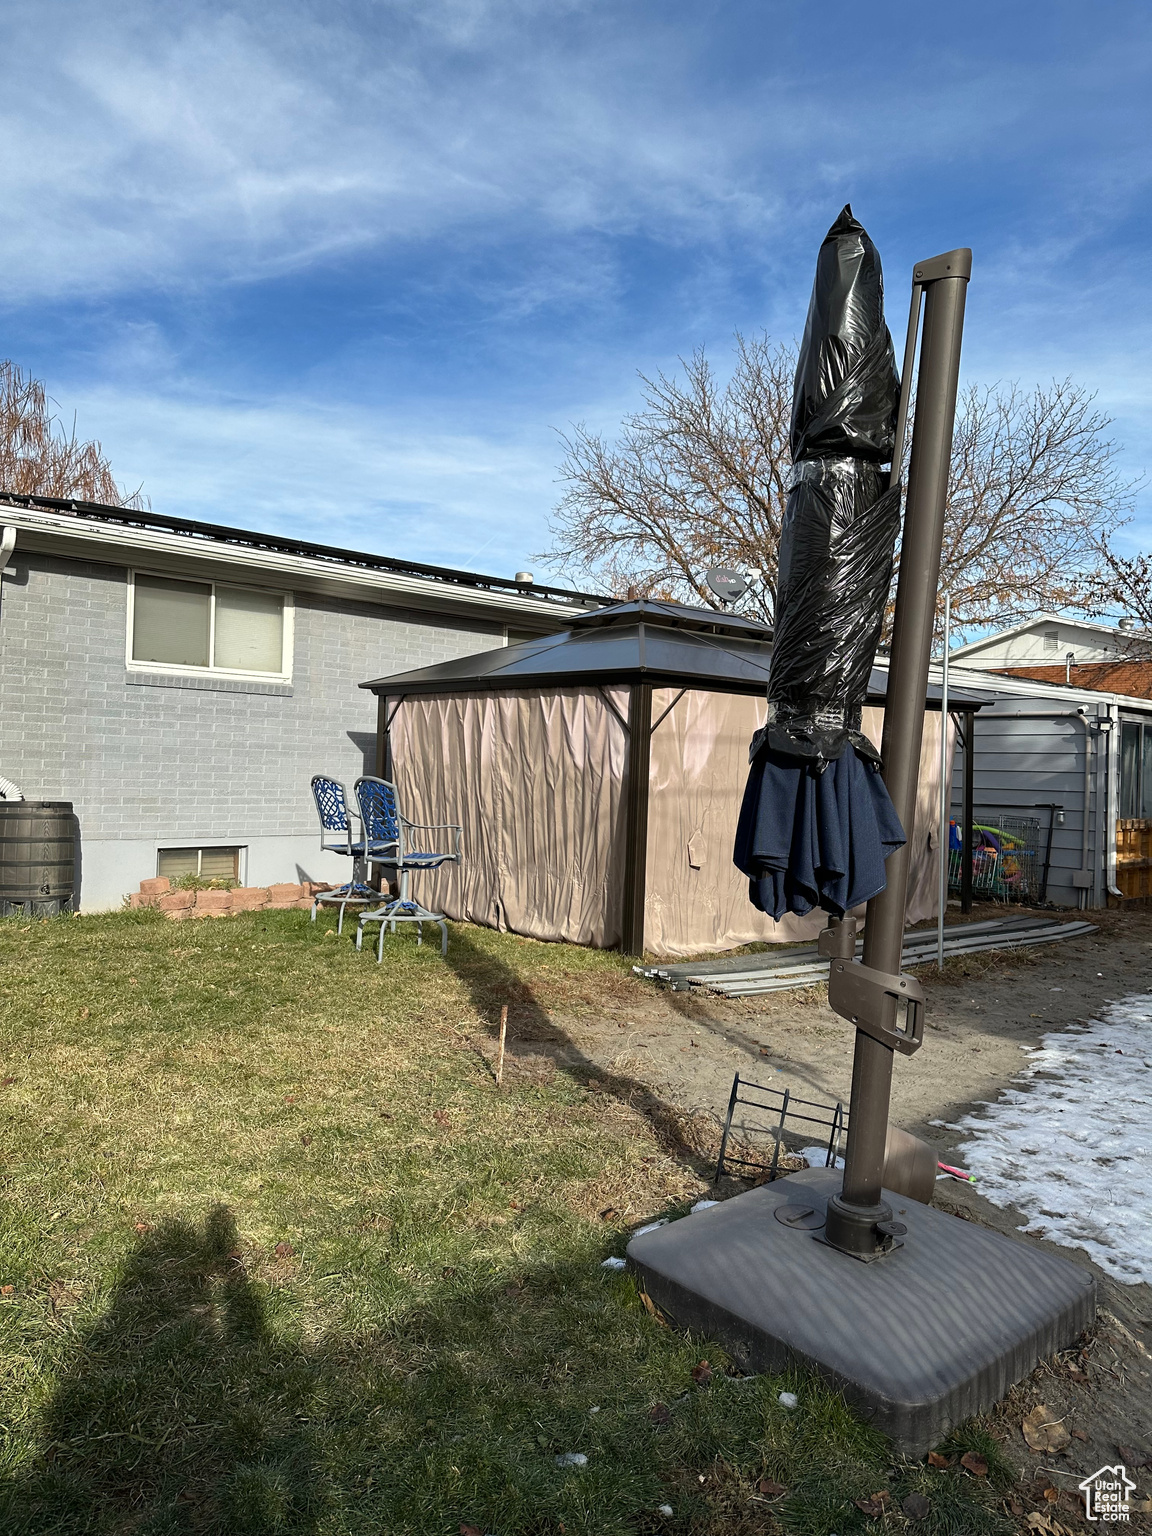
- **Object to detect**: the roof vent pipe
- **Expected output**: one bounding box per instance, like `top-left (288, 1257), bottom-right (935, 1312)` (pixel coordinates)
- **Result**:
top-left (515, 571), bottom-right (534, 585)
top-left (1119, 616), bottom-right (1135, 631)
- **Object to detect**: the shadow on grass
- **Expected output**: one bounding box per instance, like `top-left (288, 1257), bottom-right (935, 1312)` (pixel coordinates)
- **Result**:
top-left (0, 1204), bottom-right (1017, 1536)
top-left (0, 1208), bottom-right (322, 1536)
top-left (439, 922), bottom-right (718, 1178)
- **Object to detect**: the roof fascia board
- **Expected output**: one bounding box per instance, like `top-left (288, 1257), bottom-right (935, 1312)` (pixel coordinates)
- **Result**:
top-left (0, 505), bottom-right (591, 626)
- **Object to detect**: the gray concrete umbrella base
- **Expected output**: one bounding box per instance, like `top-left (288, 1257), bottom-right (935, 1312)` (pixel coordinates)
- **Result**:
top-left (626, 1168), bottom-right (1095, 1455)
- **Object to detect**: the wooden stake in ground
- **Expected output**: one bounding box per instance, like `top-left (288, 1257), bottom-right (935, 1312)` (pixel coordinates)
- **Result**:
top-left (495, 1005), bottom-right (508, 1088)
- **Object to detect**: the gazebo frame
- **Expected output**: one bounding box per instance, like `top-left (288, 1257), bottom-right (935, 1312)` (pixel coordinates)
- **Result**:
top-left (362, 599), bottom-right (989, 954)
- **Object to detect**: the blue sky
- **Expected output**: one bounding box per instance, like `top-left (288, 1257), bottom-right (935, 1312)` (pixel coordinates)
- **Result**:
top-left (1, 0), bottom-right (1149, 582)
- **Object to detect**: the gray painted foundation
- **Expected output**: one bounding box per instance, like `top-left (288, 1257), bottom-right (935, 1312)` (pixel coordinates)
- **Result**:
top-left (76, 835), bottom-right (351, 911)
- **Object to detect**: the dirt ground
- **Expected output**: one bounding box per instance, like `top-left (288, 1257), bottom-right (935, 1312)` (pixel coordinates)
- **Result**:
top-left (506, 904), bottom-right (1152, 1531)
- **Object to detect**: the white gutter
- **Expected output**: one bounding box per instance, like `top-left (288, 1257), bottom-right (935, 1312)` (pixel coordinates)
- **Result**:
top-left (1106, 702), bottom-right (1122, 899)
top-left (0, 505), bottom-right (591, 623)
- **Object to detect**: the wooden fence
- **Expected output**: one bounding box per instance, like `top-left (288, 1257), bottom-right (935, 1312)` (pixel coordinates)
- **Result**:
top-left (1116, 818), bottom-right (1152, 902)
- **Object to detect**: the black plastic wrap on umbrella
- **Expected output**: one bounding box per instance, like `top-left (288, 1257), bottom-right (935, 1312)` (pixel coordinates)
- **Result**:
top-left (763, 204), bottom-right (902, 768)
top-left (734, 205), bottom-right (906, 919)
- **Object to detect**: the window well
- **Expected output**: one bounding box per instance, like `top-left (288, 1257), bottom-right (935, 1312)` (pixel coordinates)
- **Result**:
top-left (157, 847), bottom-right (241, 881)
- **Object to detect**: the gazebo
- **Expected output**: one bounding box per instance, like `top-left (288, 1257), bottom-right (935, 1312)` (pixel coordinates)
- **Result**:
top-left (361, 600), bottom-right (986, 957)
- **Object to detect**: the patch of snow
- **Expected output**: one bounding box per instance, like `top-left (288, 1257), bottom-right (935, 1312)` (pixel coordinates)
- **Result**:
top-left (658, 1505), bottom-right (674, 1516)
top-left (801, 1146), bottom-right (844, 1170)
top-left (632, 1219), bottom-right (669, 1237)
top-left (777, 1390), bottom-right (799, 1409)
top-left (949, 995), bottom-right (1152, 1284)
top-left (690, 1199), bottom-right (720, 1213)
top-left (555, 1452), bottom-right (587, 1468)
top-left (601, 1256), bottom-right (626, 1270)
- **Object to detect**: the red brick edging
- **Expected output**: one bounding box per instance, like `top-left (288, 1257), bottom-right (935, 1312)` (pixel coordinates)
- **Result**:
top-left (129, 876), bottom-right (335, 920)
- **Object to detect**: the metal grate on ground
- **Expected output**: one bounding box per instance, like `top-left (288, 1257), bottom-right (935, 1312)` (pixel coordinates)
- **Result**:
top-left (638, 915), bottom-right (1097, 997)
top-left (714, 1072), bottom-right (847, 1184)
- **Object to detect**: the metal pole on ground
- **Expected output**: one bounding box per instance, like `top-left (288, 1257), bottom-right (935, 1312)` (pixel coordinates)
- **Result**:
top-left (937, 591), bottom-right (951, 970)
top-left (824, 249), bottom-right (971, 1260)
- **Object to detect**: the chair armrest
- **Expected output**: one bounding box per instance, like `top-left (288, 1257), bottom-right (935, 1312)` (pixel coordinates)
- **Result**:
top-left (400, 820), bottom-right (462, 857)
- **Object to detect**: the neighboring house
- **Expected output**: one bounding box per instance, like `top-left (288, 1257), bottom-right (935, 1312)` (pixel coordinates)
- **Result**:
top-left (981, 658), bottom-right (1152, 700)
top-left (946, 615), bottom-right (1152, 903)
top-left (951, 611), bottom-right (1152, 700)
top-left (937, 660), bottom-right (1152, 907)
top-left (0, 493), bottom-right (600, 910)
top-left (951, 612), bottom-right (1149, 672)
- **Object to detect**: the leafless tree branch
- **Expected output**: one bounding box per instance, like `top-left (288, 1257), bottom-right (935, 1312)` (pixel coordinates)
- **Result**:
top-left (0, 360), bottom-right (147, 509)
top-left (543, 342), bottom-right (1134, 643)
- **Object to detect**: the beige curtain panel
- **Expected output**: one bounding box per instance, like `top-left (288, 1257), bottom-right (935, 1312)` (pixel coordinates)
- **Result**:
top-left (389, 687), bottom-right (954, 958)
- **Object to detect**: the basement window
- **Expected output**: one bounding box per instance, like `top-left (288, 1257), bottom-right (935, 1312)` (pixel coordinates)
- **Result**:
top-left (157, 847), bottom-right (242, 881)
top-left (128, 572), bottom-right (292, 677)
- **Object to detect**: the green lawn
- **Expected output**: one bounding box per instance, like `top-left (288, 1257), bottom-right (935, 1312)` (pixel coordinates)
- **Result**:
top-left (0, 910), bottom-right (1012, 1535)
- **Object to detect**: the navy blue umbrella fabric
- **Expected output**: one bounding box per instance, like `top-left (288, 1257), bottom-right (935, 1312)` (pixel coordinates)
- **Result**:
top-left (734, 745), bottom-right (905, 919)
top-left (734, 205), bottom-right (906, 918)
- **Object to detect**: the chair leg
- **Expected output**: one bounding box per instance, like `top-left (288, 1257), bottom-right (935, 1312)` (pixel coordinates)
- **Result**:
top-left (377, 921), bottom-right (385, 964)
top-left (336, 901), bottom-right (346, 935)
top-left (310, 900), bottom-right (319, 923)
top-left (355, 920), bottom-right (364, 952)
top-left (439, 920), bottom-right (448, 956)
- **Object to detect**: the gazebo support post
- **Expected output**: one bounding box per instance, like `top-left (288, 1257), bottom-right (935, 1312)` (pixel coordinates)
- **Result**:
top-left (824, 250), bottom-right (971, 1259)
top-left (961, 709), bottom-right (976, 914)
top-left (376, 694), bottom-right (390, 779)
top-left (620, 682), bottom-right (652, 956)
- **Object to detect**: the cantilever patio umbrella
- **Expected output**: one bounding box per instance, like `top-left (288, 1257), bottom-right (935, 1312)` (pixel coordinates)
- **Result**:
top-left (734, 206), bottom-right (906, 918)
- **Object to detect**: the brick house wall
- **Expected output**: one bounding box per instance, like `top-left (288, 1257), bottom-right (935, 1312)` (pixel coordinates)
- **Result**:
top-left (0, 550), bottom-right (505, 907)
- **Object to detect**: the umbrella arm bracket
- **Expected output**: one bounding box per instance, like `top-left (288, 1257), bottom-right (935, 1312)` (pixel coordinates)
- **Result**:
top-left (828, 959), bottom-right (925, 1056)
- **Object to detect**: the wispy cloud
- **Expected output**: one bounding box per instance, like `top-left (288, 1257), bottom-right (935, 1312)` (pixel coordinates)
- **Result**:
top-left (67, 380), bottom-right (572, 576)
top-left (1, 0), bottom-right (1149, 561)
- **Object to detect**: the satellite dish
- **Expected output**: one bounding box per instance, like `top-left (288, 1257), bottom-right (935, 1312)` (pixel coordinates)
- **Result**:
top-left (705, 567), bottom-right (749, 606)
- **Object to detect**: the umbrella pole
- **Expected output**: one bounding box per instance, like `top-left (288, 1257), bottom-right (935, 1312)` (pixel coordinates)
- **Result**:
top-left (824, 249), bottom-right (971, 1260)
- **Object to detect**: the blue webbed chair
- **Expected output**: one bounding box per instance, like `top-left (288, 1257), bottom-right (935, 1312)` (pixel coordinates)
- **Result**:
top-left (309, 774), bottom-right (379, 933)
top-left (353, 776), bottom-right (461, 960)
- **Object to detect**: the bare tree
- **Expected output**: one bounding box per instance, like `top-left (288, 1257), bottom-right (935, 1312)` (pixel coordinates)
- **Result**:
top-left (544, 339), bottom-right (1133, 641)
top-left (544, 335), bottom-right (793, 621)
top-left (935, 379), bottom-right (1133, 643)
top-left (1082, 539), bottom-right (1152, 649)
top-left (0, 360), bottom-right (146, 508)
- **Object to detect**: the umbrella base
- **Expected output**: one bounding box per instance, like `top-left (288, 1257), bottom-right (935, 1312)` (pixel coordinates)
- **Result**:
top-left (626, 1168), bottom-right (1094, 1454)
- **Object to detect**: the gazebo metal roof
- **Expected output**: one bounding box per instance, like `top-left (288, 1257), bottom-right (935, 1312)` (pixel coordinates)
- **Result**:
top-left (360, 598), bottom-right (992, 710)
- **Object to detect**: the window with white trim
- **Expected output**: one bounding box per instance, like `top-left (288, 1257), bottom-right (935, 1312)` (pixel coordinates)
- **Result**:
top-left (158, 846), bottom-right (242, 881)
top-left (129, 572), bottom-right (291, 677)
